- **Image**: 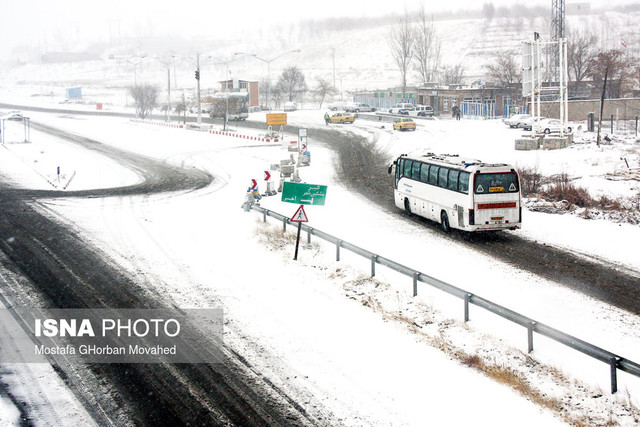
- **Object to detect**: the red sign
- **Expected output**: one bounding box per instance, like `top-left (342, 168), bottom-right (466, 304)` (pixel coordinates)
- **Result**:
top-left (264, 171), bottom-right (271, 181)
top-left (290, 205), bottom-right (308, 223)
top-left (251, 179), bottom-right (257, 190)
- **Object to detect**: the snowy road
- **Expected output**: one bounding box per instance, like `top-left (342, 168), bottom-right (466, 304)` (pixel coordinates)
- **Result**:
top-left (0, 109), bottom-right (638, 425)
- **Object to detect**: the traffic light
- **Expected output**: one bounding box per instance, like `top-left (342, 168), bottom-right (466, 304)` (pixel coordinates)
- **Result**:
top-left (195, 70), bottom-right (200, 80)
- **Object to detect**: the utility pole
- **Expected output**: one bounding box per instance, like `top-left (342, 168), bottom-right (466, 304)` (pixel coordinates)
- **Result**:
top-left (167, 68), bottom-right (171, 122)
top-left (550, 0), bottom-right (565, 83)
top-left (196, 52), bottom-right (201, 124)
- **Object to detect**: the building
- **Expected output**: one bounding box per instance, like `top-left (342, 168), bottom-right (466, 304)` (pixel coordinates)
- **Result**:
top-left (218, 79), bottom-right (259, 107)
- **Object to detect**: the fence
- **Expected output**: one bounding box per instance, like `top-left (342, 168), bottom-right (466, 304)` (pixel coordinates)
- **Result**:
top-left (460, 102), bottom-right (497, 119)
top-left (248, 204), bottom-right (640, 394)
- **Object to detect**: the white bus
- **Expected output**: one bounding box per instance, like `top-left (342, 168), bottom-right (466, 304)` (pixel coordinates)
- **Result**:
top-left (389, 153), bottom-right (522, 232)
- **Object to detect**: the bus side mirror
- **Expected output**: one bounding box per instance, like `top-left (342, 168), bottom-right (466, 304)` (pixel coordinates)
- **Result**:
top-left (388, 165), bottom-right (393, 174)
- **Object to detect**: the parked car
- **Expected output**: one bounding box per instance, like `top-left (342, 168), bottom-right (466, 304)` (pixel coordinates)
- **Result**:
top-left (283, 102), bottom-right (297, 112)
top-left (328, 101), bottom-right (347, 111)
top-left (329, 112), bottom-right (355, 124)
top-left (345, 103), bottom-right (375, 113)
top-left (519, 116), bottom-right (545, 131)
top-left (534, 118), bottom-right (573, 134)
top-left (393, 117), bottom-right (416, 131)
top-left (409, 105), bottom-right (434, 117)
top-left (2, 111), bottom-right (25, 121)
top-left (388, 103), bottom-right (415, 114)
top-left (503, 113), bottom-right (531, 128)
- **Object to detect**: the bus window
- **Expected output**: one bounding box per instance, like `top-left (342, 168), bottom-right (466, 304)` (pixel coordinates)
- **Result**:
top-left (438, 167), bottom-right (448, 188)
top-left (396, 159), bottom-right (404, 184)
top-left (459, 171), bottom-right (470, 193)
top-left (411, 162), bottom-right (421, 180)
top-left (428, 165), bottom-right (439, 185)
top-left (448, 170), bottom-right (459, 191)
top-left (403, 160), bottom-right (412, 178)
top-left (474, 172), bottom-right (519, 194)
top-left (420, 164), bottom-right (430, 183)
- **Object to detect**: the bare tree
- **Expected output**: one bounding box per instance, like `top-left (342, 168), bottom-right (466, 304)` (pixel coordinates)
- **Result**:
top-left (440, 64), bottom-right (465, 86)
top-left (413, 7), bottom-right (440, 86)
top-left (588, 49), bottom-right (632, 146)
top-left (314, 77), bottom-right (335, 109)
top-left (389, 9), bottom-right (415, 94)
top-left (485, 51), bottom-right (522, 87)
top-left (567, 27), bottom-right (597, 83)
top-left (127, 84), bottom-right (159, 119)
top-left (276, 66), bottom-right (308, 102)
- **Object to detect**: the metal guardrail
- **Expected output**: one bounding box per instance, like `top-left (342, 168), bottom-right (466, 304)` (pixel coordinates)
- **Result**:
top-left (249, 204), bottom-right (640, 394)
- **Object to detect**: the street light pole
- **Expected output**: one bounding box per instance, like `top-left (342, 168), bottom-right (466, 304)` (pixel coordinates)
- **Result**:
top-left (239, 49), bottom-right (301, 111)
top-left (196, 52), bottom-right (201, 124)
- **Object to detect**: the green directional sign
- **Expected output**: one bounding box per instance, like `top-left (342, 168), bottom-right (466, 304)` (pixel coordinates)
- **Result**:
top-left (281, 182), bottom-right (328, 206)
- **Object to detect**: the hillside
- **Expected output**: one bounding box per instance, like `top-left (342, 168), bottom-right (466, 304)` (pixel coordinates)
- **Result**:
top-left (1, 8), bottom-right (639, 107)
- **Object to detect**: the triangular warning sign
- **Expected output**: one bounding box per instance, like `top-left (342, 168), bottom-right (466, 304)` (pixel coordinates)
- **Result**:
top-left (509, 183), bottom-right (517, 191)
top-left (476, 185), bottom-right (484, 193)
top-left (290, 205), bottom-right (308, 222)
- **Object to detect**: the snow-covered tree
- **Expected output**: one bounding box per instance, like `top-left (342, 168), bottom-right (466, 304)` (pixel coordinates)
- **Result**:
top-left (413, 7), bottom-right (440, 86)
top-left (276, 66), bottom-right (308, 102)
top-left (127, 84), bottom-right (159, 119)
top-left (389, 9), bottom-right (414, 94)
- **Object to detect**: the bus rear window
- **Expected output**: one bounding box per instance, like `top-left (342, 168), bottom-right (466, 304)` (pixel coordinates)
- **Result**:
top-left (474, 172), bottom-right (519, 194)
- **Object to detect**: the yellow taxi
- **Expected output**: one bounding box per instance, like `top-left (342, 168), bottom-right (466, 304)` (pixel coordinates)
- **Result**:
top-left (393, 117), bottom-right (417, 131)
top-left (330, 112), bottom-right (355, 124)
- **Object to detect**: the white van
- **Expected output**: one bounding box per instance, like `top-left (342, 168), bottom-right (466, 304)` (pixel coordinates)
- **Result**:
top-left (388, 103), bottom-right (415, 114)
top-left (284, 102), bottom-right (297, 112)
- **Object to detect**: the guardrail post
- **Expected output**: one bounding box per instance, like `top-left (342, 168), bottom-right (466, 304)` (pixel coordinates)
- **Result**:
top-left (336, 240), bottom-right (342, 261)
top-left (307, 228), bottom-right (312, 244)
top-left (610, 357), bottom-right (619, 394)
top-left (371, 256), bottom-right (377, 277)
top-left (412, 272), bottom-right (418, 297)
top-left (528, 321), bottom-right (535, 353)
top-left (282, 218), bottom-right (287, 232)
top-left (464, 293), bottom-right (470, 322)
top-left (263, 211), bottom-right (267, 223)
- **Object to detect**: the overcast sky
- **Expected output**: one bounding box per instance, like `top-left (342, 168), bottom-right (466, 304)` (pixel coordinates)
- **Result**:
top-left (0, 0), bottom-right (622, 58)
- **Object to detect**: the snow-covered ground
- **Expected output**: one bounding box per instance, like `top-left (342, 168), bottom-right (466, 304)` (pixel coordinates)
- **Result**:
top-left (0, 105), bottom-right (639, 425)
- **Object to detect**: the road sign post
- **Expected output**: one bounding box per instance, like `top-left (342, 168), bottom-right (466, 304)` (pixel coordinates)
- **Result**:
top-left (290, 205), bottom-right (308, 260)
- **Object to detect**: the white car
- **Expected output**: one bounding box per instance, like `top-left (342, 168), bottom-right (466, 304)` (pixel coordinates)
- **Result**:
top-left (283, 102), bottom-right (297, 112)
top-left (345, 103), bottom-right (375, 113)
top-left (2, 110), bottom-right (25, 121)
top-left (519, 116), bottom-right (545, 131)
top-left (328, 102), bottom-right (347, 111)
top-left (388, 103), bottom-right (415, 114)
top-left (503, 114), bottom-right (531, 128)
top-left (534, 118), bottom-right (572, 134)
top-left (408, 105), bottom-right (434, 117)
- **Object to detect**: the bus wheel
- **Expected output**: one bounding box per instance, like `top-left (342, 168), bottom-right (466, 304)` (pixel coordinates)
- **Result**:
top-left (440, 211), bottom-right (450, 233)
top-left (404, 198), bottom-right (412, 214)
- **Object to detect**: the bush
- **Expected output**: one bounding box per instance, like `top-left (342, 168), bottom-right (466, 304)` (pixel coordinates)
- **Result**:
top-left (517, 166), bottom-right (543, 196)
top-left (541, 173), bottom-right (592, 207)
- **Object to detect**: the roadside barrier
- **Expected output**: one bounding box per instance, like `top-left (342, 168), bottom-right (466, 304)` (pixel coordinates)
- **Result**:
top-left (130, 119), bottom-right (184, 128)
top-left (248, 204), bottom-right (640, 394)
top-left (208, 129), bottom-right (279, 142)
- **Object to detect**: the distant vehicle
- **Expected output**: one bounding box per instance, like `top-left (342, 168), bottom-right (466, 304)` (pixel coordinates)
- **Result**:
top-left (388, 103), bottom-right (415, 114)
top-left (389, 153), bottom-right (522, 232)
top-left (2, 111), bottom-right (25, 121)
top-left (393, 117), bottom-right (417, 131)
top-left (502, 113), bottom-right (531, 128)
top-left (329, 112), bottom-right (355, 124)
top-left (345, 103), bottom-right (375, 113)
top-left (328, 101), bottom-right (347, 111)
top-left (534, 118), bottom-right (573, 134)
top-left (206, 93), bottom-right (249, 121)
top-left (519, 116), bottom-right (545, 131)
top-left (409, 105), bottom-right (434, 117)
top-left (283, 102), bottom-right (297, 112)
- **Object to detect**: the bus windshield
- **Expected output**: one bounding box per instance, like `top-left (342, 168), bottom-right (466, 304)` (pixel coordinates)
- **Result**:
top-left (474, 172), bottom-right (519, 194)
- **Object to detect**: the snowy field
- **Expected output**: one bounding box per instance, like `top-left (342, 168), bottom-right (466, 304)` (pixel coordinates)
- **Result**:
top-left (0, 105), bottom-right (639, 425)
